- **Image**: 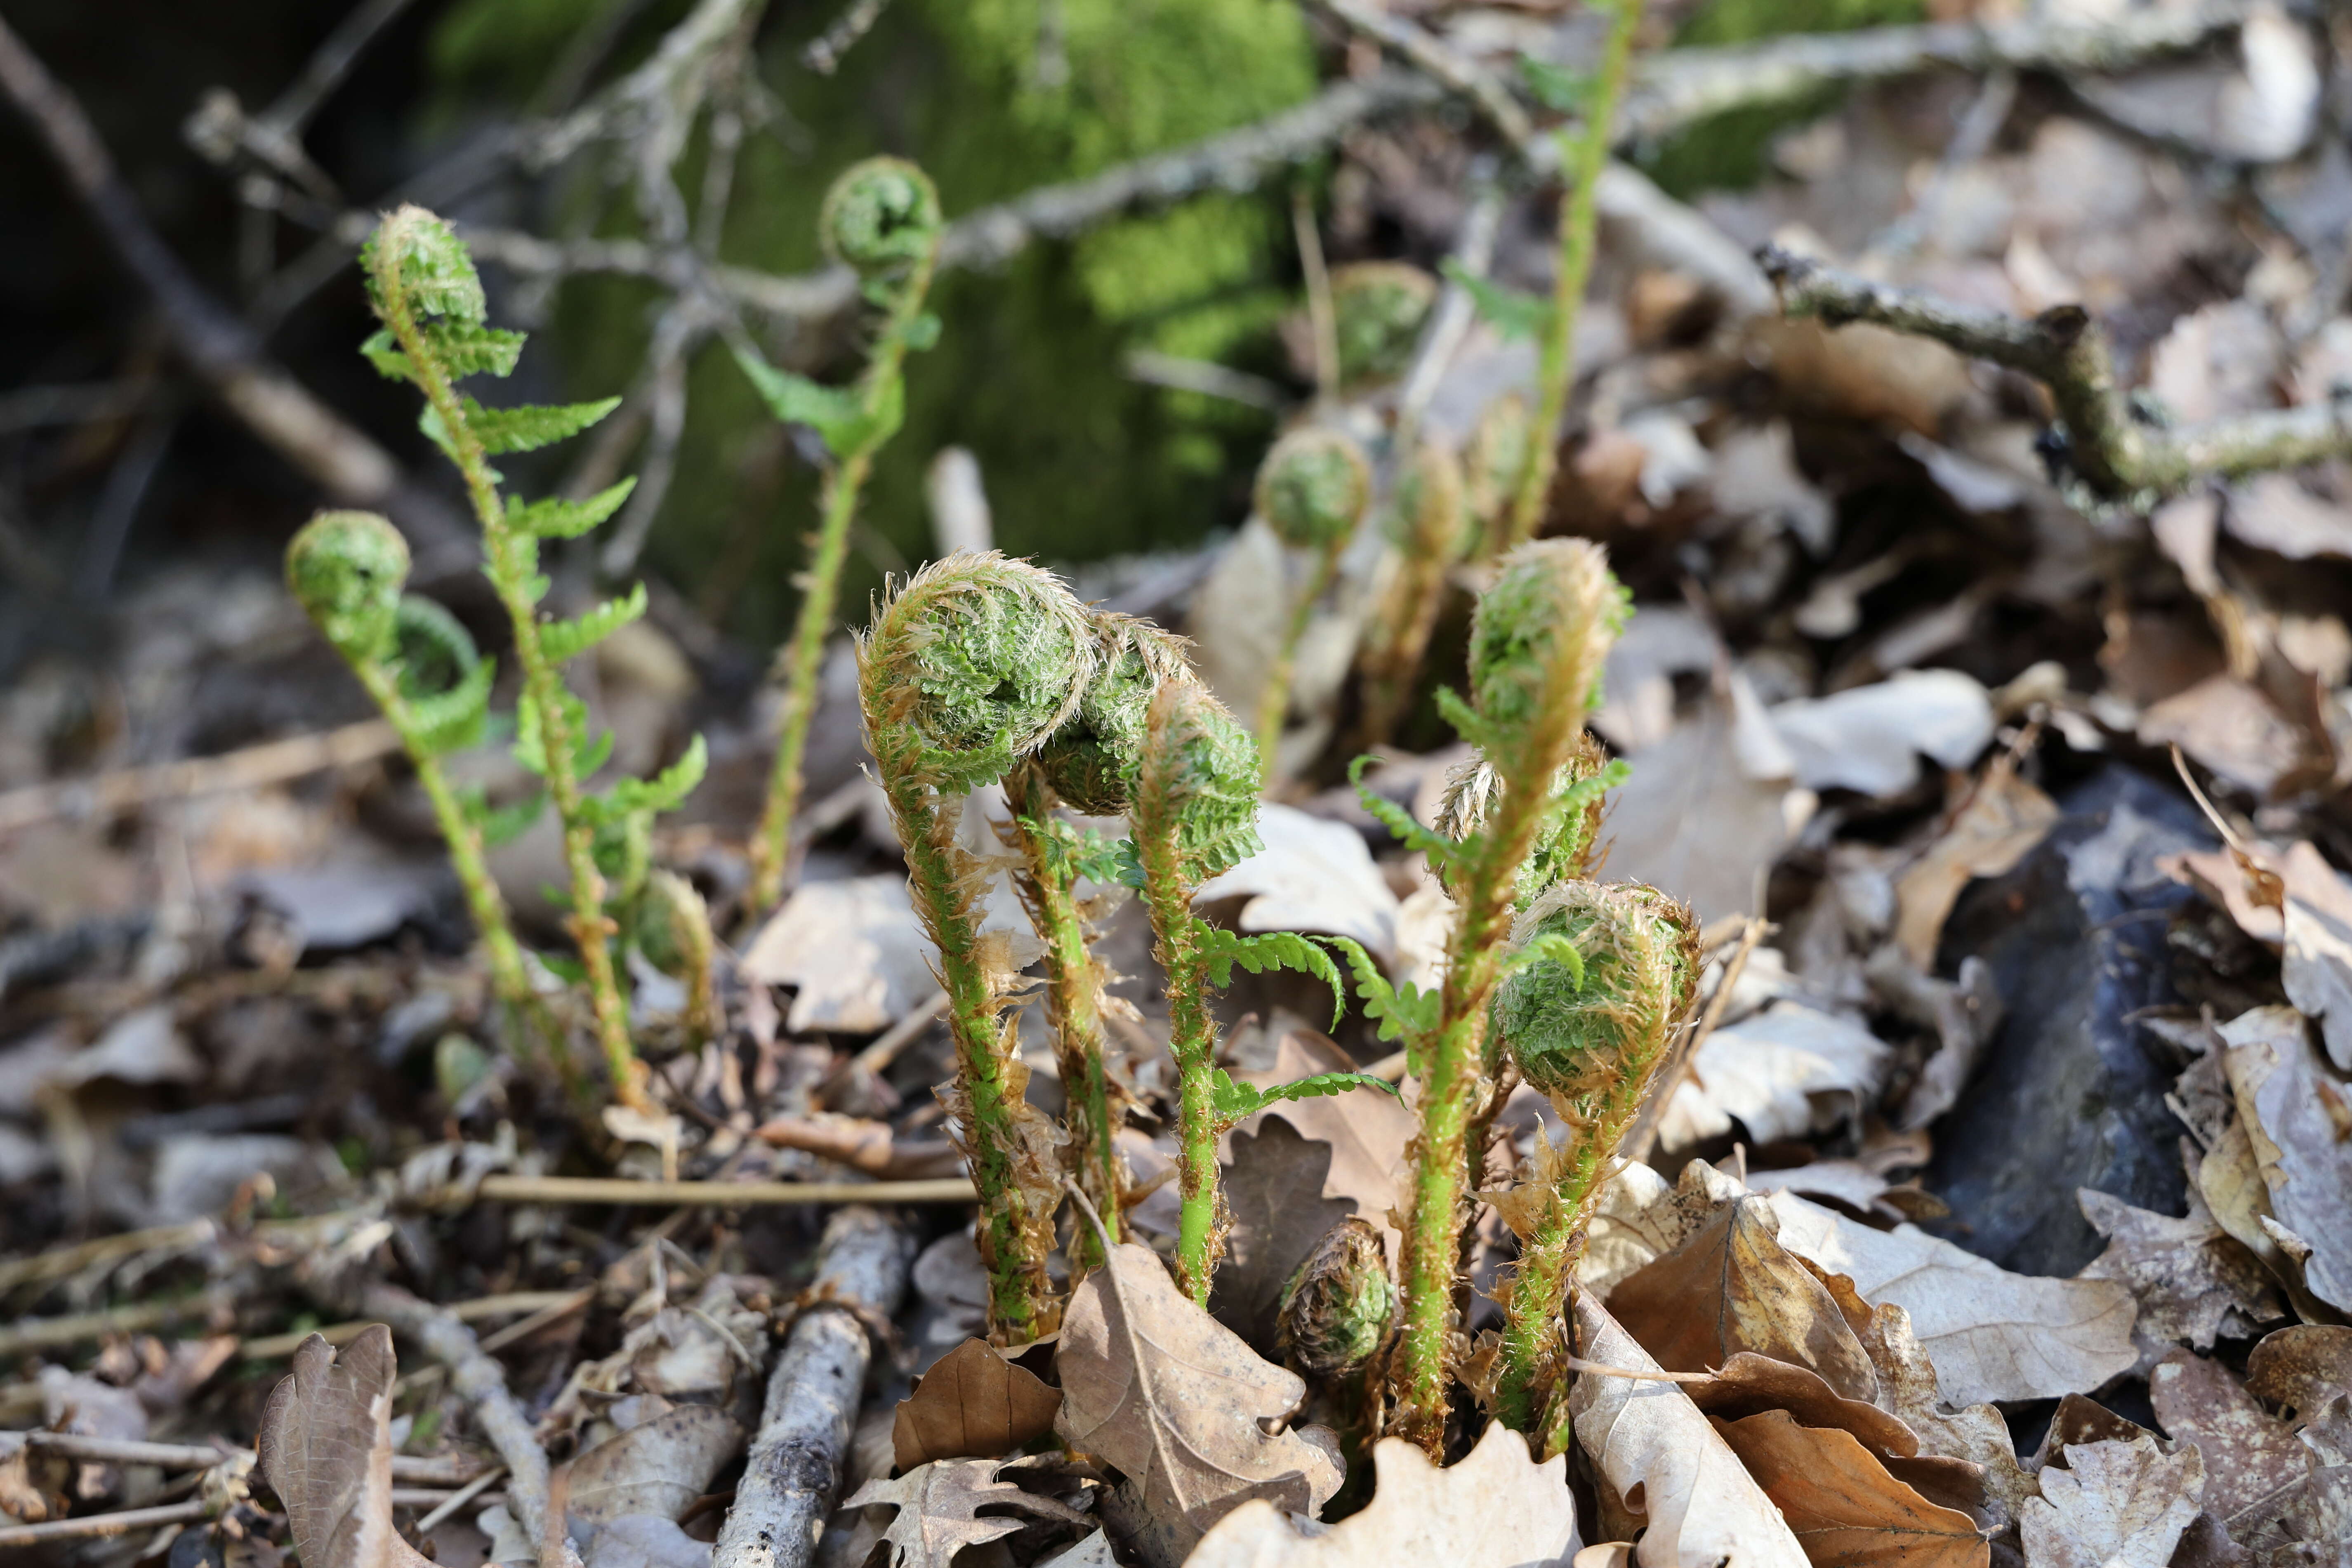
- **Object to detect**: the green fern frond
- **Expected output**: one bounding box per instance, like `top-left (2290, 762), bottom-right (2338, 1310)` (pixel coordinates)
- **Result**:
top-left (1442, 259), bottom-right (1553, 344)
top-left (1195, 926), bottom-right (1346, 1027)
top-left (459, 784), bottom-right (545, 848)
top-left (1211, 1065), bottom-right (1401, 1128)
top-left (1496, 929), bottom-right (1587, 990)
top-left (598, 734), bottom-right (708, 819)
top-left (507, 478), bottom-right (637, 540)
top-left (730, 343), bottom-right (905, 457)
top-left (1349, 754), bottom-right (1461, 866)
top-left (421, 396), bottom-right (620, 459)
top-left (363, 208), bottom-right (483, 322)
top-left (514, 688), bottom-right (612, 780)
top-left (539, 582), bottom-right (648, 663)
top-left (1433, 685), bottom-right (1502, 759)
top-left (1321, 933), bottom-right (1442, 1049)
top-left (362, 323), bottom-right (524, 383)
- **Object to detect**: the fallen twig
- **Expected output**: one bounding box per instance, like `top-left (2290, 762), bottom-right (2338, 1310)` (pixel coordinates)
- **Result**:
top-left (360, 1285), bottom-right (556, 1562)
top-left (712, 1206), bottom-right (910, 1568)
top-left (1758, 245), bottom-right (2352, 502)
top-left (0, 1289), bottom-right (235, 1360)
top-left (412, 1466), bottom-right (508, 1533)
top-left (0, 719), bottom-right (400, 836)
top-left (237, 1290), bottom-right (586, 1361)
top-left (0, 1500), bottom-right (209, 1547)
top-left (464, 1174), bottom-right (978, 1206)
top-left (18, 1433), bottom-right (487, 1486)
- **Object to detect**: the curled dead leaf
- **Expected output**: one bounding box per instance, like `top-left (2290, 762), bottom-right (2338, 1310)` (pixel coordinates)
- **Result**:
top-left (1711, 1408), bottom-right (1986, 1568)
top-left (255, 1328), bottom-right (434, 1568)
top-left (2020, 1437), bottom-right (2204, 1568)
top-left (891, 1337), bottom-right (1062, 1471)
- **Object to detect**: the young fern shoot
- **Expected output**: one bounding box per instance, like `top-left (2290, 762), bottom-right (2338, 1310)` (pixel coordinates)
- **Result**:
top-left (1355, 538), bottom-right (1628, 1454)
top-left (739, 158), bottom-right (944, 917)
top-left (1353, 439), bottom-right (1473, 750)
top-left (285, 511), bottom-right (570, 1092)
top-left (1501, 0), bottom-right (1647, 553)
top-left (1127, 679), bottom-right (1395, 1304)
top-left (361, 206), bottom-right (705, 1113)
top-left (1006, 614), bottom-right (1192, 1267)
top-left (859, 552), bottom-right (1093, 1340)
top-left (1488, 881), bottom-right (1698, 1449)
top-left (1251, 427), bottom-right (1371, 785)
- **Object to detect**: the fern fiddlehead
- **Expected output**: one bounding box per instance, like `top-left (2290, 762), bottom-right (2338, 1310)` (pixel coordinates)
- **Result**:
top-left (860, 551), bottom-right (1093, 1339)
top-left (1251, 427), bottom-right (1370, 785)
top-left (361, 205), bottom-right (705, 1113)
top-left (1385, 538), bottom-right (1626, 1454)
top-left (741, 158), bottom-right (944, 919)
top-left (1353, 437), bottom-right (1474, 751)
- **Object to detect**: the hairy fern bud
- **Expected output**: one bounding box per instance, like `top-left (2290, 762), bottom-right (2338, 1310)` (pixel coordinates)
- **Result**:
top-left (1254, 427), bottom-right (1371, 552)
top-left (1136, 678), bottom-right (1262, 880)
top-left (1036, 613), bottom-right (1193, 815)
top-left (1391, 440), bottom-right (1473, 566)
top-left (1435, 732), bottom-right (1611, 907)
top-left (861, 552), bottom-right (1094, 793)
top-left (1331, 262), bottom-right (1438, 387)
top-left (361, 205), bottom-right (484, 322)
top-left (1277, 1216), bottom-right (1396, 1376)
top-left (1494, 881), bottom-right (1699, 1115)
top-left (820, 156), bottom-right (944, 275)
top-left (287, 509), bottom-right (410, 663)
top-left (1464, 393), bottom-right (1534, 533)
top-left (1469, 539), bottom-right (1627, 740)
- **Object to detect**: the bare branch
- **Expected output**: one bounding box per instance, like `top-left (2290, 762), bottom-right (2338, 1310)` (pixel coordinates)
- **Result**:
top-left (1758, 245), bottom-right (2352, 502)
top-left (1306, 0), bottom-right (1533, 147)
top-left (801, 0), bottom-right (890, 75)
top-left (1617, 0), bottom-right (2251, 144)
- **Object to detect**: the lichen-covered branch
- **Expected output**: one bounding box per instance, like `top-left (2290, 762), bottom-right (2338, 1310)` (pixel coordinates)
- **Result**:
top-left (1759, 245), bottom-right (2352, 503)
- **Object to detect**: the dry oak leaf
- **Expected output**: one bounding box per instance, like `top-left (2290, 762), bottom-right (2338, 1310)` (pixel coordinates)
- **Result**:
top-left (1848, 1296), bottom-right (2040, 1536)
top-left (2020, 1438), bottom-right (2205, 1568)
top-left (1209, 1117), bottom-right (1356, 1357)
top-left (1567, 1292), bottom-right (1808, 1568)
top-left (2224, 1394), bottom-right (2352, 1566)
top-left (1711, 1409), bottom-right (1987, 1568)
top-left (1052, 1242), bottom-right (1341, 1560)
top-left (2220, 1006), bottom-right (2352, 1313)
top-left (1891, 754), bottom-right (2059, 969)
top-left (892, 1337), bottom-right (1062, 1471)
top-left (1763, 1190), bottom-right (2138, 1407)
top-left (2149, 1348), bottom-right (2308, 1523)
top-left (255, 1327), bottom-right (433, 1568)
top-left (2077, 1188), bottom-right (2281, 1353)
top-left (2247, 1326), bottom-right (2352, 1428)
top-left (1685, 1353), bottom-right (1921, 1466)
top-left (566, 1405), bottom-right (742, 1528)
top-left (844, 1457), bottom-right (1094, 1568)
top-left (1608, 1196), bottom-right (1880, 1403)
top-left (1230, 1029), bottom-right (1414, 1254)
top-left (1184, 1420), bottom-right (1580, 1568)
top-left (2169, 839), bottom-right (2352, 1073)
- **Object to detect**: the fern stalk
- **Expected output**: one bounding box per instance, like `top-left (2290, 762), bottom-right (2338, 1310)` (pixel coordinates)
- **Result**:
top-left (367, 222), bottom-right (648, 1112)
top-left (1501, 0), bottom-right (1645, 553)
top-left (1005, 762), bottom-right (1123, 1270)
top-left (1249, 428), bottom-right (1369, 786)
top-left (745, 160), bottom-right (944, 917)
top-left (1253, 544), bottom-right (1342, 785)
top-left (1389, 540), bottom-right (1623, 1455)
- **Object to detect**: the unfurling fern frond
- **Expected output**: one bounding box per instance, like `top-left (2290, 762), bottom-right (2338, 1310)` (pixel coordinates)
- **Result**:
top-left (1349, 753), bottom-right (1461, 868)
top-left (539, 582), bottom-right (648, 663)
top-left (507, 478), bottom-right (637, 539)
top-left (591, 735), bottom-right (709, 822)
top-left (362, 322), bottom-right (524, 383)
top-left (1194, 926), bottom-right (1346, 1027)
top-left (730, 343), bottom-right (906, 457)
top-left (1211, 1066), bottom-right (1400, 1129)
top-left (420, 395), bottom-right (620, 458)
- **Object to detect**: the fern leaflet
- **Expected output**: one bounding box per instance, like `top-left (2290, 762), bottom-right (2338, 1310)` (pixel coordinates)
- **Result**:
top-left (507, 478), bottom-right (637, 539)
top-left (539, 582), bottom-right (648, 663)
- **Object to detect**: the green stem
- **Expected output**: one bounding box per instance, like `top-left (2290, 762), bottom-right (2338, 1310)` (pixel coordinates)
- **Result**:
top-left (371, 240), bottom-right (648, 1112)
top-left (1133, 807), bottom-right (1221, 1304)
top-left (1390, 710), bottom-right (1592, 1454)
top-left (1501, 0), bottom-right (1644, 554)
top-left (1353, 546), bottom-right (1449, 752)
top-left (744, 250), bottom-right (938, 920)
top-left (1253, 542), bottom-right (1342, 786)
top-left (351, 660), bottom-right (577, 1101)
top-left (1006, 765), bottom-right (1122, 1271)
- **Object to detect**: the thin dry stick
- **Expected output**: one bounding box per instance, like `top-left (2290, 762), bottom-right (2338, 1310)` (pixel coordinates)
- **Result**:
top-left (1759, 246), bottom-right (2352, 502)
top-left (712, 1207), bottom-right (908, 1568)
top-left (0, 1501), bottom-right (208, 1547)
top-left (0, 1288), bottom-right (234, 1359)
top-left (0, 719), bottom-right (399, 835)
top-left (466, 1174), bottom-right (977, 1206)
top-left (237, 1289), bottom-right (586, 1361)
top-left (20, 1434), bottom-right (488, 1485)
top-left (415, 1465), bottom-right (508, 1533)
top-left (361, 1285), bottom-right (554, 1561)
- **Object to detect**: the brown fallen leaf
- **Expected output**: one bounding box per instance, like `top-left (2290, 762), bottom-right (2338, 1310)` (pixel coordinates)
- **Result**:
top-left (1608, 1196), bottom-right (1879, 1403)
top-left (1185, 1420), bottom-right (1580, 1568)
top-left (1845, 1293), bottom-right (2041, 1535)
top-left (891, 1337), bottom-right (1062, 1471)
top-left (1209, 1117), bottom-right (1356, 1356)
top-left (2223, 1394), bottom-right (2352, 1565)
top-left (2168, 839), bottom-right (2352, 1072)
top-left (1598, 681), bottom-right (1801, 927)
top-left (1684, 1352), bottom-right (1920, 1464)
top-left (1567, 1292), bottom-right (1808, 1568)
top-left (2138, 677), bottom-right (2306, 797)
top-left (1711, 1408), bottom-right (1987, 1568)
top-left (2247, 1325), bottom-right (2352, 1428)
top-left (754, 1114), bottom-right (962, 1179)
top-left (1052, 1242), bottom-right (1341, 1566)
top-left (1891, 755), bottom-right (2059, 968)
top-left (2076, 1187), bottom-right (2281, 1354)
top-left (565, 1405), bottom-right (741, 1530)
top-left (255, 1328), bottom-right (433, 1568)
top-left (2222, 1006), bottom-right (2352, 1313)
top-left (2021, 1438), bottom-right (2206, 1568)
top-left (2035, 1394), bottom-right (2155, 1459)
top-left (844, 1457), bottom-right (1094, 1568)
top-left (1763, 1188), bottom-right (2139, 1407)
top-left (2149, 1348), bottom-right (2308, 1523)
top-left (1232, 1030), bottom-right (1414, 1254)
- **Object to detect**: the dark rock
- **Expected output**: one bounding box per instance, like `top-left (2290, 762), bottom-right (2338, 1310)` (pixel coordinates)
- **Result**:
top-left (1926, 766), bottom-right (2211, 1276)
